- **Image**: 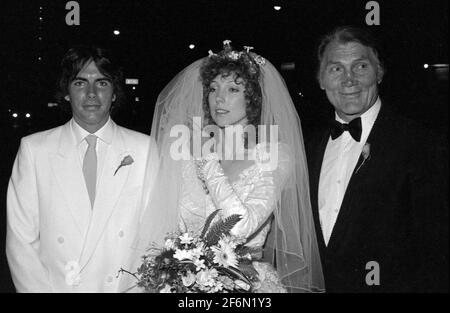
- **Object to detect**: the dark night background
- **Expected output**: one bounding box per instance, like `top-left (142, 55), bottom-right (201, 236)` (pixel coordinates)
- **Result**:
top-left (0, 0), bottom-right (448, 292)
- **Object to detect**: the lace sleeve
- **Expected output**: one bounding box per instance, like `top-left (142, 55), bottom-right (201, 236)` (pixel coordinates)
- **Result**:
top-left (199, 143), bottom-right (293, 239)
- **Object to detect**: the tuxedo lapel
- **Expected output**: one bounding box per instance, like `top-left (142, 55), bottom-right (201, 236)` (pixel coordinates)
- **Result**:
top-left (79, 125), bottom-right (132, 268)
top-left (309, 130), bottom-right (330, 253)
top-left (50, 122), bottom-right (92, 238)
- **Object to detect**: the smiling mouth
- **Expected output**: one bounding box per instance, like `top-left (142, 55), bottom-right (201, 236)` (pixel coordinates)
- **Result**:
top-left (340, 91), bottom-right (361, 97)
top-left (215, 109), bottom-right (229, 114)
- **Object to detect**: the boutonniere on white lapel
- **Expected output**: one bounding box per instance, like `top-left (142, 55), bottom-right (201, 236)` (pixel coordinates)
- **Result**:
top-left (355, 143), bottom-right (371, 174)
top-left (114, 154), bottom-right (134, 176)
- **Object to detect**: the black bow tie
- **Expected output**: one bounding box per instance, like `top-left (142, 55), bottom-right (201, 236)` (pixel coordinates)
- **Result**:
top-left (330, 117), bottom-right (362, 142)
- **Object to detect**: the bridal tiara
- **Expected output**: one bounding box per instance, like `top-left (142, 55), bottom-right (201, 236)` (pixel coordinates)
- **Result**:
top-left (207, 40), bottom-right (266, 74)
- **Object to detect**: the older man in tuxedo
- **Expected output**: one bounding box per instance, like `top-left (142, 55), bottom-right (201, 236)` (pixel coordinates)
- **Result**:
top-left (6, 46), bottom-right (158, 292)
top-left (306, 26), bottom-right (448, 292)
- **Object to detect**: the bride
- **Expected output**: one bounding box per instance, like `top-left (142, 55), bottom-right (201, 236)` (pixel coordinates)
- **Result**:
top-left (124, 41), bottom-right (324, 293)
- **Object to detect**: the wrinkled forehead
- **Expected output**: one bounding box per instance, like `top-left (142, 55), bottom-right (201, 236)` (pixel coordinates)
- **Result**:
top-left (322, 41), bottom-right (379, 65)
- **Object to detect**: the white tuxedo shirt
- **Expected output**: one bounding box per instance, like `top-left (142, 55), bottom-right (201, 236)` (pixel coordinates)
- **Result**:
top-left (6, 119), bottom-right (158, 292)
top-left (319, 98), bottom-right (381, 245)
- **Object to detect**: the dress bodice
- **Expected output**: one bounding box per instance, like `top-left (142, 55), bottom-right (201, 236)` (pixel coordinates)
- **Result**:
top-left (178, 143), bottom-right (293, 249)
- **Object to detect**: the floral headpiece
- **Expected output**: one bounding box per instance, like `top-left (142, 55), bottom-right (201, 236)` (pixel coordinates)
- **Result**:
top-left (207, 40), bottom-right (266, 75)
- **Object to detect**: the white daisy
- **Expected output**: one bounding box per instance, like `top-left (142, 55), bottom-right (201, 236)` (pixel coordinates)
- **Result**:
top-left (212, 240), bottom-right (238, 268)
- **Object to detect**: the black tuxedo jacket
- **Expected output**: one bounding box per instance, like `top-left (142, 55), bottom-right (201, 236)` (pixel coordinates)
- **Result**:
top-left (305, 105), bottom-right (448, 292)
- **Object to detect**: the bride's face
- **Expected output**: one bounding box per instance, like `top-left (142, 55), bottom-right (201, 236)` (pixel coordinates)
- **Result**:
top-left (208, 73), bottom-right (248, 128)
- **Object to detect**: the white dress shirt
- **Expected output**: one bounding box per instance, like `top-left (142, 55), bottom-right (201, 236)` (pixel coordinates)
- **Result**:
top-left (319, 98), bottom-right (381, 246)
top-left (71, 117), bottom-right (114, 190)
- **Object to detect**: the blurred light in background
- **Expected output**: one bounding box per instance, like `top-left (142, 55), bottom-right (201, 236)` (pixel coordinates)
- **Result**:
top-left (274, 6), bottom-right (281, 11)
top-left (125, 78), bottom-right (139, 85)
top-left (424, 64), bottom-right (429, 69)
top-left (25, 113), bottom-right (31, 118)
top-left (189, 44), bottom-right (195, 50)
top-left (113, 30), bottom-right (120, 35)
top-left (12, 113), bottom-right (18, 118)
top-left (281, 62), bottom-right (295, 71)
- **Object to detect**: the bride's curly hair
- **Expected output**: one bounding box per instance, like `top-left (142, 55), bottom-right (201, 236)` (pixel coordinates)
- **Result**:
top-left (199, 48), bottom-right (262, 130)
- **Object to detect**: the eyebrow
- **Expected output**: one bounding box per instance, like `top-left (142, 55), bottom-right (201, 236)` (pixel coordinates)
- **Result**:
top-left (210, 79), bottom-right (244, 86)
top-left (72, 76), bottom-right (112, 82)
top-left (326, 56), bottom-right (370, 65)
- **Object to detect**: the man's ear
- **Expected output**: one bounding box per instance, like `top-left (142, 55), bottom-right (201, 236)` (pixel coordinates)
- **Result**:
top-left (317, 69), bottom-right (325, 90)
top-left (377, 64), bottom-right (384, 84)
top-left (319, 77), bottom-right (325, 90)
top-left (112, 94), bottom-right (116, 102)
top-left (64, 95), bottom-right (70, 101)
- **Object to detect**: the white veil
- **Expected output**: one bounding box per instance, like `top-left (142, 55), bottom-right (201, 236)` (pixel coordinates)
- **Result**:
top-left (126, 53), bottom-right (325, 293)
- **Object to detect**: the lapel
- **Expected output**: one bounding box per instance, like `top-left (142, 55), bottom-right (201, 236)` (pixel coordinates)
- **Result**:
top-left (79, 124), bottom-right (133, 268)
top-left (50, 122), bottom-right (92, 238)
top-left (326, 105), bottom-right (393, 251)
top-left (309, 128), bottom-right (330, 254)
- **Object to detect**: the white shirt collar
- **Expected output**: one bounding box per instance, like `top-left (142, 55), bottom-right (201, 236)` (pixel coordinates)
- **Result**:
top-left (335, 97), bottom-right (381, 144)
top-left (70, 117), bottom-right (114, 145)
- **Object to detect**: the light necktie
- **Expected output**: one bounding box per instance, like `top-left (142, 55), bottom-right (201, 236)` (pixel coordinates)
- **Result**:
top-left (83, 134), bottom-right (97, 208)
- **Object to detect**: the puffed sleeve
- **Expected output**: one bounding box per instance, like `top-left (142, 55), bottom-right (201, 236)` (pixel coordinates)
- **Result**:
top-left (200, 143), bottom-right (293, 239)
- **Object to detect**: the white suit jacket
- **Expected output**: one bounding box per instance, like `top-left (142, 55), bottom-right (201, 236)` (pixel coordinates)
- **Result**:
top-left (6, 120), bottom-right (158, 292)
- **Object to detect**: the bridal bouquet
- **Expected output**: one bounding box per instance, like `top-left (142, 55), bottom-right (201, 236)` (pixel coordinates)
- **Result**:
top-left (133, 210), bottom-right (261, 293)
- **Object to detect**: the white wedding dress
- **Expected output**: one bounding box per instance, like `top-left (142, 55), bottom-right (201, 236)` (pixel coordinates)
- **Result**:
top-left (129, 55), bottom-right (325, 293)
top-left (177, 142), bottom-right (292, 293)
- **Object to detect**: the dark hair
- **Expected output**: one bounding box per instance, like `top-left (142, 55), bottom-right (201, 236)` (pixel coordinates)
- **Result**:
top-left (316, 26), bottom-right (385, 81)
top-left (55, 45), bottom-right (125, 113)
top-left (199, 48), bottom-right (262, 130)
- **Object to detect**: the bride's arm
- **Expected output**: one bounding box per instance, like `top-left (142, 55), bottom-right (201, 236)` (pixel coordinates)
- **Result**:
top-left (199, 144), bottom-right (292, 239)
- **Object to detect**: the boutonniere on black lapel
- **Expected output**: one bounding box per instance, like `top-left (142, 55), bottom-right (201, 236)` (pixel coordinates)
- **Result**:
top-left (114, 155), bottom-right (134, 176)
top-left (355, 143), bottom-right (371, 174)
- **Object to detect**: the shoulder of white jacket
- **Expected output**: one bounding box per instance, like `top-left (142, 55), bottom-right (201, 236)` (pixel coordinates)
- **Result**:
top-left (21, 123), bottom-right (66, 147)
top-left (115, 124), bottom-right (154, 150)
top-left (117, 126), bottom-right (150, 140)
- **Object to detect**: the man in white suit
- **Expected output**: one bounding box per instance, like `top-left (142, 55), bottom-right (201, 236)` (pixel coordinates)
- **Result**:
top-left (6, 46), bottom-right (158, 292)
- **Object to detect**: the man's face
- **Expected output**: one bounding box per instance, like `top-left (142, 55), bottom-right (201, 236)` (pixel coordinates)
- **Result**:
top-left (319, 41), bottom-right (383, 122)
top-left (65, 61), bottom-right (115, 133)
